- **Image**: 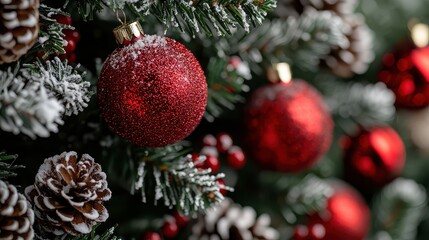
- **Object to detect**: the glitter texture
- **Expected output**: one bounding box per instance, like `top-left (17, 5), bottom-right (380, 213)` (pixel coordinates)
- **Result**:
top-left (244, 80), bottom-right (333, 172)
top-left (98, 35), bottom-right (207, 147)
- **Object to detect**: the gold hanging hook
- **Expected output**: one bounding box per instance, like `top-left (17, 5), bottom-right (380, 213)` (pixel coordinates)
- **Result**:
top-left (115, 8), bottom-right (127, 25)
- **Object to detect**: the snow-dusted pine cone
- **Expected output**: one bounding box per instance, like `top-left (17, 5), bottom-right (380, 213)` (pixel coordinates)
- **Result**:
top-left (0, 180), bottom-right (34, 240)
top-left (276, 0), bottom-right (357, 18)
top-left (190, 198), bottom-right (279, 240)
top-left (321, 14), bottom-right (374, 78)
top-left (0, 0), bottom-right (40, 64)
top-left (25, 151), bottom-right (111, 237)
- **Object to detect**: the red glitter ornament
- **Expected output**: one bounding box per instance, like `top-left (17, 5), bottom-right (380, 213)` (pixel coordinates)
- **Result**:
top-left (98, 21), bottom-right (207, 147)
top-left (342, 126), bottom-right (406, 190)
top-left (244, 80), bottom-right (333, 172)
top-left (379, 38), bottom-right (429, 109)
top-left (307, 181), bottom-right (370, 240)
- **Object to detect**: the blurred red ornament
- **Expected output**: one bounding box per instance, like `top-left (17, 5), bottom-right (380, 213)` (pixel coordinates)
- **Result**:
top-left (63, 29), bottom-right (81, 42)
top-left (202, 134), bottom-right (217, 146)
top-left (162, 220), bottom-right (178, 238)
top-left (143, 232), bottom-right (161, 240)
top-left (63, 38), bottom-right (76, 53)
top-left (307, 181), bottom-right (370, 240)
top-left (98, 22), bottom-right (207, 147)
top-left (216, 132), bottom-right (233, 153)
top-left (227, 146), bottom-right (246, 169)
top-left (203, 155), bottom-right (220, 173)
top-left (379, 40), bottom-right (429, 109)
top-left (52, 14), bottom-right (72, 25)
top-left (244, 80), bottom-right (333, 172)
top-left (342, 126), bottom-right (406, 190)
top-left (173, 211), bottom-right (189, 227)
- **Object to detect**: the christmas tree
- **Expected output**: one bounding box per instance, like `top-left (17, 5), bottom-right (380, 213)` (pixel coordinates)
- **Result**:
top-left (1, 0), bottom-right (429, 239)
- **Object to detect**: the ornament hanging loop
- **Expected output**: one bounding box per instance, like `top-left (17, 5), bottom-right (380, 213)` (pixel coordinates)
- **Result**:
top-left (115, 8), bottom-right (127, 25)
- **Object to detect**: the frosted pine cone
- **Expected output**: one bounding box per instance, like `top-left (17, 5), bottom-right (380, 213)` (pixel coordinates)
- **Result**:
top-left (190, 198), bottom-right (279, 240)
top-left (0, 180), bottom-right (34, 240)
top-left (276, 0), bottom-right (356, 18)
top-left (0, 0), bottom-right (40, 64)
top-left (321, 14), bottom-right (374, 78)
top-left (25, 151), bottom-right (111, 237)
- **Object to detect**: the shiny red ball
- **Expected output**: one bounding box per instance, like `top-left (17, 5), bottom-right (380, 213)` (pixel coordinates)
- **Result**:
top-left (342, 126), bottom-right (406, 190)
top-left (173, 211), bottom-right (189, 227)
top-left (227, 146), bottom-right (246, 169)
top-left (379, 41), bottom-right (429, 109)
top-left (244, 81), bottom-right (333, 172)
top-left (63, 38), bottom-right (76, 53)
top-left (98, 35), bottom-right (207, 147)
top-left (308, 181), bottom-right (370, 240)
top-left (53, 15), bottom-right (72, 25)
top-left (143, 232), bottom-right (161, 240)
top-left (204, 155), bottom-right (220, 173)
top-left (162, 221), bottom-right (178, 238)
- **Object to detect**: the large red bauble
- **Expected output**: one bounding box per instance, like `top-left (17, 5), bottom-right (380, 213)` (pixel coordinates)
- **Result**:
top-left (307, 180), bottom-right (370, 240)
top-left (98, 35), bottom-right (207, 147)
top-left (244, 80), bottom-right (333, 172)
top-left (379, 41), bottom-right (429, 109)
top-left (342, 126), bottom-right (406, 190)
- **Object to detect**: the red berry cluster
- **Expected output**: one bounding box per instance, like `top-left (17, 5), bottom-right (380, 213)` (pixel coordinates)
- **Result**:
top-left (198, 132), bottom-right (246, 171)
top-left (38, 15), bottom-right (80, 62)
top-left (143, 211), bottom-right (189, 240)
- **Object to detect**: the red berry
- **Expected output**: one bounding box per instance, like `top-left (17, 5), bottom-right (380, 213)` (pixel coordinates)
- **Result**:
top-left (202, 134), bottom-right (217, 146)
top-left (227, 146), bottom-right (246, 169)
top-left (204, 155), bottom-right (220, 173)
top-left (216, 132), bottom-right (233, 153)
top-left (68, 53), bottom-right (77, 63)
top-left (53, 15), bottom-right (72, 25)
top-left (191, 153), bottom-right (204, 168)
top-left (173, 211), bottom-right (189, 227)
top-left (63, 29), bottom-right (81, 42)
top-left (217, 179), bottom-right (227, 195)
top-left (200, 146), bottom-right (218, 157)
top-left (292, 225), bottom-right (308, 240)
top-left (63, 38), bottom-right (76, 53)
top-left (162, 221), bottom-right (178, 238)
top-left (143, 232), bottom-right (161, 240)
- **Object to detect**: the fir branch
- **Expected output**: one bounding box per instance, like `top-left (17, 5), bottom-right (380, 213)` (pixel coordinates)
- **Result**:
top-left (204, 56), bottom-right (251, 122)
top-left (0, 152), bottom-right (23, 179)
top-left (371, 178), bottom-right (427, 240)
top-left (216, 8), bottom-right (348, 73)
top-left (65, 0), bottom-right (105, 21)
top-left (126, 0), bottom-right (275, 37)
top-left (26, 5), bottom-right (69, 61)
top-left (0, 59), bottom-right (91, 138)
top-left (281, 175), bottom-right (333, 224)
top-left (67, 225), bottom-right (121, 240)
top-left (133, 144), bottom-right (231, 215)
top-left (317, 77), bottom-right (395, 130)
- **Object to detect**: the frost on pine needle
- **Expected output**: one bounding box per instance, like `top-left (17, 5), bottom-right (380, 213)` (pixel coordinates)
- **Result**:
top-left (0, 58), bottom-right (91, 138)
top-left (134, 153), bottom-right (231, 215)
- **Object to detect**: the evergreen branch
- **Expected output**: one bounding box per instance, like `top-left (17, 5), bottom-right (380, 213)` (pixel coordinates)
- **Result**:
top-left (65, 0), bottom-right (105, 21)
top-left (25, 5), bottom-right (69, 61)
top-left (319, 78), bottom-right (396, 129)
top-left (0, 152), bottom-right (23, 179)
top-left (216, 8), bottom-right (348, 74)
top-left (133, 144), bottom-right (231, 215)
top-left (371, 178), bottom-right (427, 240)
top-left (68, 226), bottom-right (121, 240)
top-left (126, 0), bottom-right (275, 37)
top-left (281, 175), bottom-right (332, 224)
top-left (0, 59), bottom-right (91, 138)
top-left (204, 56), bottom-right (251, 122)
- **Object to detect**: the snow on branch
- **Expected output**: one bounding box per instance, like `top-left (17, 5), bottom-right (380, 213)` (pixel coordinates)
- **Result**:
top-left (0, 58), bottom-right (92, 138)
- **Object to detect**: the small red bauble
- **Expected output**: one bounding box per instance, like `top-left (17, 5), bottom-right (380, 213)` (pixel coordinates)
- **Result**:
top-left (63, 29), bottom-right (81, 42)
top-left (162, 221), bottom-right (178, 238)
top-left (379, 41), bottom-right (429, 109)
top-left (53, 15), bottom-right (72, 25)
top-left (202, 134), bottom-right (217, 147)
top-left (98, 25), bottom-right (207, 147)
top-left (204, 155), bottom-right (220, 173)
top-left (143, 232), bottom-right (161, 240)
top-left (216, 132), bottom-right (233, 153)
top-left (308, 181), bottom-right (370, 240)
top-left (173, 211), bottom-right (189, 227)
top-left (64, 38), bottom-right (76, 53)
top-left (292, 225), bottom-right (309, 240)
top-left (342, 126), bottom-right (406, 190)
top-left (244, 80), bottom-right (333, 172)
top-left (227, 146), bottom-right (246, 169)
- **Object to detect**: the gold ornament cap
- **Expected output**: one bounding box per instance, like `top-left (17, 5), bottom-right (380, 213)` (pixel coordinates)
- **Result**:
top-left (267, 62), bottom-right (292, 83)
top-left (113, 20), bottom-right (144, 45)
